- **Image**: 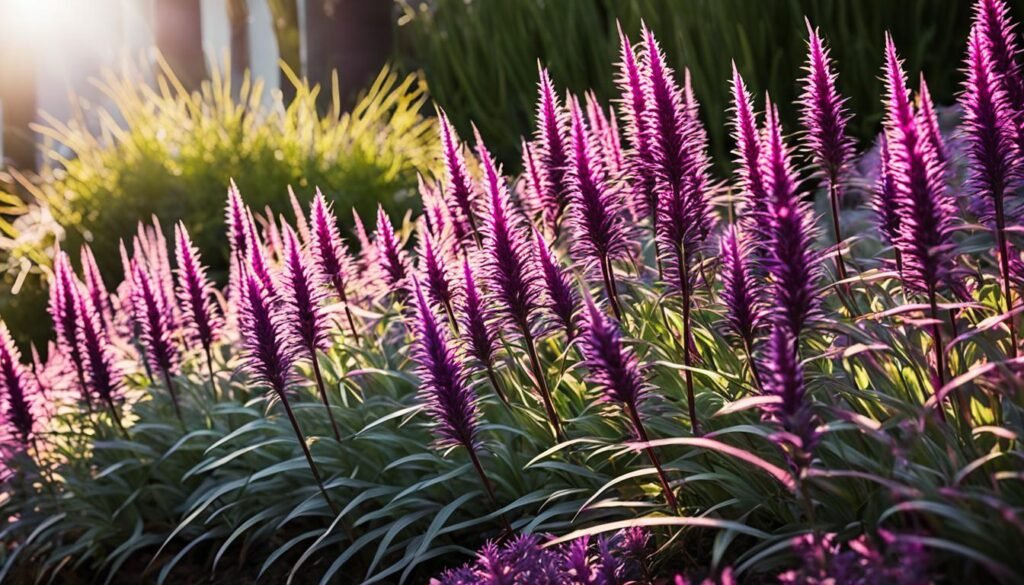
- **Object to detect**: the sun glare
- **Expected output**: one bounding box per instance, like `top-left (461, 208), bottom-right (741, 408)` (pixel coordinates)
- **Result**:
top-left (2, 0), bottom-right (62, 40)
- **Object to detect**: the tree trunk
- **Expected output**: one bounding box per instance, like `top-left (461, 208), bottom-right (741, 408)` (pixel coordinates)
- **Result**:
top-left (304, 0), bottom-right (392, 112)
top-left (154, 0), bottom-right (207, 92)
top-left (267, 0), bottom-right (301, 104)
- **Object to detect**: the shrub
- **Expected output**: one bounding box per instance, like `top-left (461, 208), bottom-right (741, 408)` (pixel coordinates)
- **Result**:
top-left (3, 2), bottom-right (1024, 583)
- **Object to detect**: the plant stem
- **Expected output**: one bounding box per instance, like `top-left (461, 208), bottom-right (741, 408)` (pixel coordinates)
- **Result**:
top-left (333, 275), bottom-right (362, 345)
top-left (204, 345), bottom-right (217, 398)
top-left (599, 255), bottom-right (623, 320)
top-left (828, 178), bottom-right (848, 282)
top-left (993, 199), bottom-right (1018, 357)
top-left (627, 404), bottom-right (678, 511)
top-left (467, 446), bottom-right (512, 533)
top-left (277, 392), bottom-right (340, 516)
top-left (102, 393), bottom-right (127, 438)
top-left (677, 244), bottom-right (700, 436)
top-left (926, 289), bottom-right (947, 423)
top-left (310, 348), bottom-right (342, 442)
top-left (161, 368), bottom-right (185, 426)
top-left (521, 328), bottom-right (564, 441)
top-left (485, 364), bottom-right (510, 406)
top-left (743, 336), bottom-right (763, 392)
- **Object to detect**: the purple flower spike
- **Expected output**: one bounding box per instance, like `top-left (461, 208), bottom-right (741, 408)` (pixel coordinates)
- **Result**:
top-left (975, 0), bottom-right (1024, 114)
top-left (238, 266), bottom-right (297, 398)
top-left (963, 22), bottom-right (1021, 354)
top-left (132, 261), bottom-right (184, 421)
top-left (49, 253), bottom-right (86, 388)
top-left (80, 245), bottom-right (112, 330)
top-left (521, 139), bottom-right (551, 231)
top-left (174, 222), bottom-right (222, 362)
top-left (800, 19), bottom-right (853, 185)
top-left (567, 95), bottom-right (629, 318)
top-left (916, 76), bottom-right (948, 171)
top-left (438, 108), bottom-right (481, 244)
top-left (75, 286), bottom-right (125, 432)
top-left (245, 209), bottom-right (277, 296)
top-left (535, 65), bottom-right (571, 232)
top-left (226, 179), bottom-right (251, 258)
top-left (309, 191), bottom-right (360, 341)
top-left (0, 320), bottom-right (43, 446)
top-left (883, 38), bottom-right (958, 299)
top-left (730, 64), bottom-right (768, 226)
top-left (410, 277), bottom-right (480, 451)
top-left (418, 227), bottom-right (456, 321)
top-left (761, 100), bottom-right (822, 343)
top-left (457, 258), bottom-right (500, 380)
top-left (719, 225), bottom-right (767, 360)
top-left (761, 323), bottom-right (818, 469)
top-left (616, 24), bottom-right (657, 221)
top-left (280, 224), bottom-right (331, 354)
top-left (375, 205), bottom-right (411, 292)
top-left (872, 134), bottom-right (902, 249)
top-left (287, 186), bottom-right (311, 245)
top-left (533, 228), bottom-right (579, 340)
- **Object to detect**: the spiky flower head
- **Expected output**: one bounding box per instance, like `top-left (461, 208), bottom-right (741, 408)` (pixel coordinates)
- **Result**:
top-left (80, 245), bottom-right (112, 330)
top-left (521, 138), bottom-right (552, 231)
top-left (418, 226), bottom-right (455, 311)
top-left (479, 139), bottom-right (542, 338)
top-left (730, 64), bottom-right (768, 224)
top-left (719, 224), bottom-right (767, 350)
top-left (48, 251), bottom-right (86, 382)
top-left (800, 19), bottom-right (853, 184)
top-left (0, 321), bottom-right (44, 446)
top-left (245, 210), bottom-right (277, 295)
top-left (174, 222), bottom-right (221, 354)
top-left (226, 179), bottom-right (251, 258)
top-left (533, 228), bottom-right (579, 339)
top-left (410, 277), bottom-right (480, 451)
top-left (872, 134), bottom-right (902, 247)
top-left (962, 23), bottom-right (1020, 228)
top-left (438, 108), bottom-right (480, 243)
top-left (132, 261), bottom-right (179, 375)
top-left (280, 224), bottom-right (331, 354)
top-left (761, 323), bottom-right (818, 468)
top-left (458, 256), bottom-right (499, 370)
top-left (615, 24), bottom-right (657, 220)
top-left (581, 294), bottom-right (646, 412)
top-left (237, 265), bottom-right (297, 397)
top-left (75, 285), bottom-right (122, 409)
top-left (761, 100), bottom-right (821, 341)
top-left (309, 190), bottom-right (356, 305)
top-left (535, 65), bottom-right (571, 230)
top-left (883, 37), bottom-right (959, 296)
top-left (376, 205), bottom-right (411, 291)
top-left (566, 95), bottom-right (630, 276)
top-left (974, 0), bottom-right (1024, 113)
top-left (916, 76), bottom-right (948, 171)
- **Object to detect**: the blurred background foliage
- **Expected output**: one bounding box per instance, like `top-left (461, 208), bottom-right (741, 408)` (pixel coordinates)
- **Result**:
top-left (4, 0), bottom-right (1023, 348)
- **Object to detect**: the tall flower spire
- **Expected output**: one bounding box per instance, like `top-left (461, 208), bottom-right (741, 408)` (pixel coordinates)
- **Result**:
top-left (974, 0), bottom-right (1024, 115)
top-left (478, 137), bottom-right (561, 438)
top-left (438, 108), bottom-right (481, 245)
top-left (719, 224), bottom-right (766, 387)
top-left (533, 228), bottom-right (579, 340)
top-left (309, 191), bottom-right (360, 342)
top-left (761, 323), bottom-right (818, 470)
top-left (729, 64), bottom-right (767, 228)
top-left (0, 320), bottom-right (43, 448)
top-left (376, 205), bottom-right (411, 294)
top-left (962, 23), bottom-right (1021, 356)
top-left (75, 286), bottom-right (125, 434)
top-left (884, 35), bottom-right (959, 404)
top-left (457, 256), bottom-right (507, 405)
top-left (132, 261), bottom-right (184, 423)
top-left (237, 264), bottom-right (338, 514)
top-left (174, 222), bottom-right (222, 384)
top-left (80, 245), bottom-right (112, 330)
top-left (800, 19), bottom-right (853, 280)
top-left (48, 252), bottom-right (90, 410)
top-left (566, 95), bottom-right (629, 319)
top-left (615, 24), bottom-right (656, 221)
top-left (418, 226), bottom-right (457, 330)
top-left (581, 294), bottom-right (677, 509)
top-left (535, 65), bottom-right (571, 233)
top-left (872, 134), bottom-right (905, 277)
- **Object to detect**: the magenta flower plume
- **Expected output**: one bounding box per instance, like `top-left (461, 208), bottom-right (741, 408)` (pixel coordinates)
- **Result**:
top-left (226, 180), bottom-right (251, 258)
top-left (585, 92), bottom-right (624, 177)
top-left (75, 286), bottom-right (125, 433)
top-left (730, 64), bottom-right (768, 225)
top-left (131, 260), bottom-right (184, 421)
top-left (883, 38), bottom-right (958, 299)
top-left (719, 225), bottom-right (767, 368)
top-left (761, 323), bottom-right (818, 469)
top-left (238, 266), bottom-right (297, 398)
top-left (962, 23), bottom-right (1021, 354)
top-left (280, 223), bottom-right (342, 441)
top-left (479, 139), bottom-right (562, 437)
top-left (615, 24), bottom-right (657, 221)
top-left (280, 224), bottom-right (331, 354)
top-left (916, 77), bottom-right (948, 172)
top-left (309, 191), bottom-right (360, 341)
top-left (80, 245), bottom-right (112, 330)
top-left (520, 139), bottom-right (551, 230)
top-left (535, 65), bottom-right (571, 232)
top-left (0, 321), bottom-right (43, 446)
top-left (438, 109), bottom-right (481, 243)
top-left (456, 256), bottom-right (506, 405)
top-left (801, 20), bottom-right (853, 280)
top-left (975, 0), bottom-right (1024, 114)
top-left (48, 252), bottom-right (88, 400)
top-left (174, 223), bottom-right (222, 363)
top-left (410, 277), bottom-right (480, 451)
top-left (566, 95), bottom-right (629, 318)
top-left (533, 228), bottom-right (579, 340)
top-left (581, 294), bottom-right (677, 508)
top-left (418, 228), bottom-right (456, 323)
top-left (761, 100), bottom-right (822, 343)
top-left (375, 205), bottom-right (411, 292)
top-left (872, 134), bottom-right (903, 249)
top-left (245, 211), bottom-right (277, 296)
top-left (420, 174), bottom-right (451, 241)
top-left (287, 186), bottom-right (312, 245)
